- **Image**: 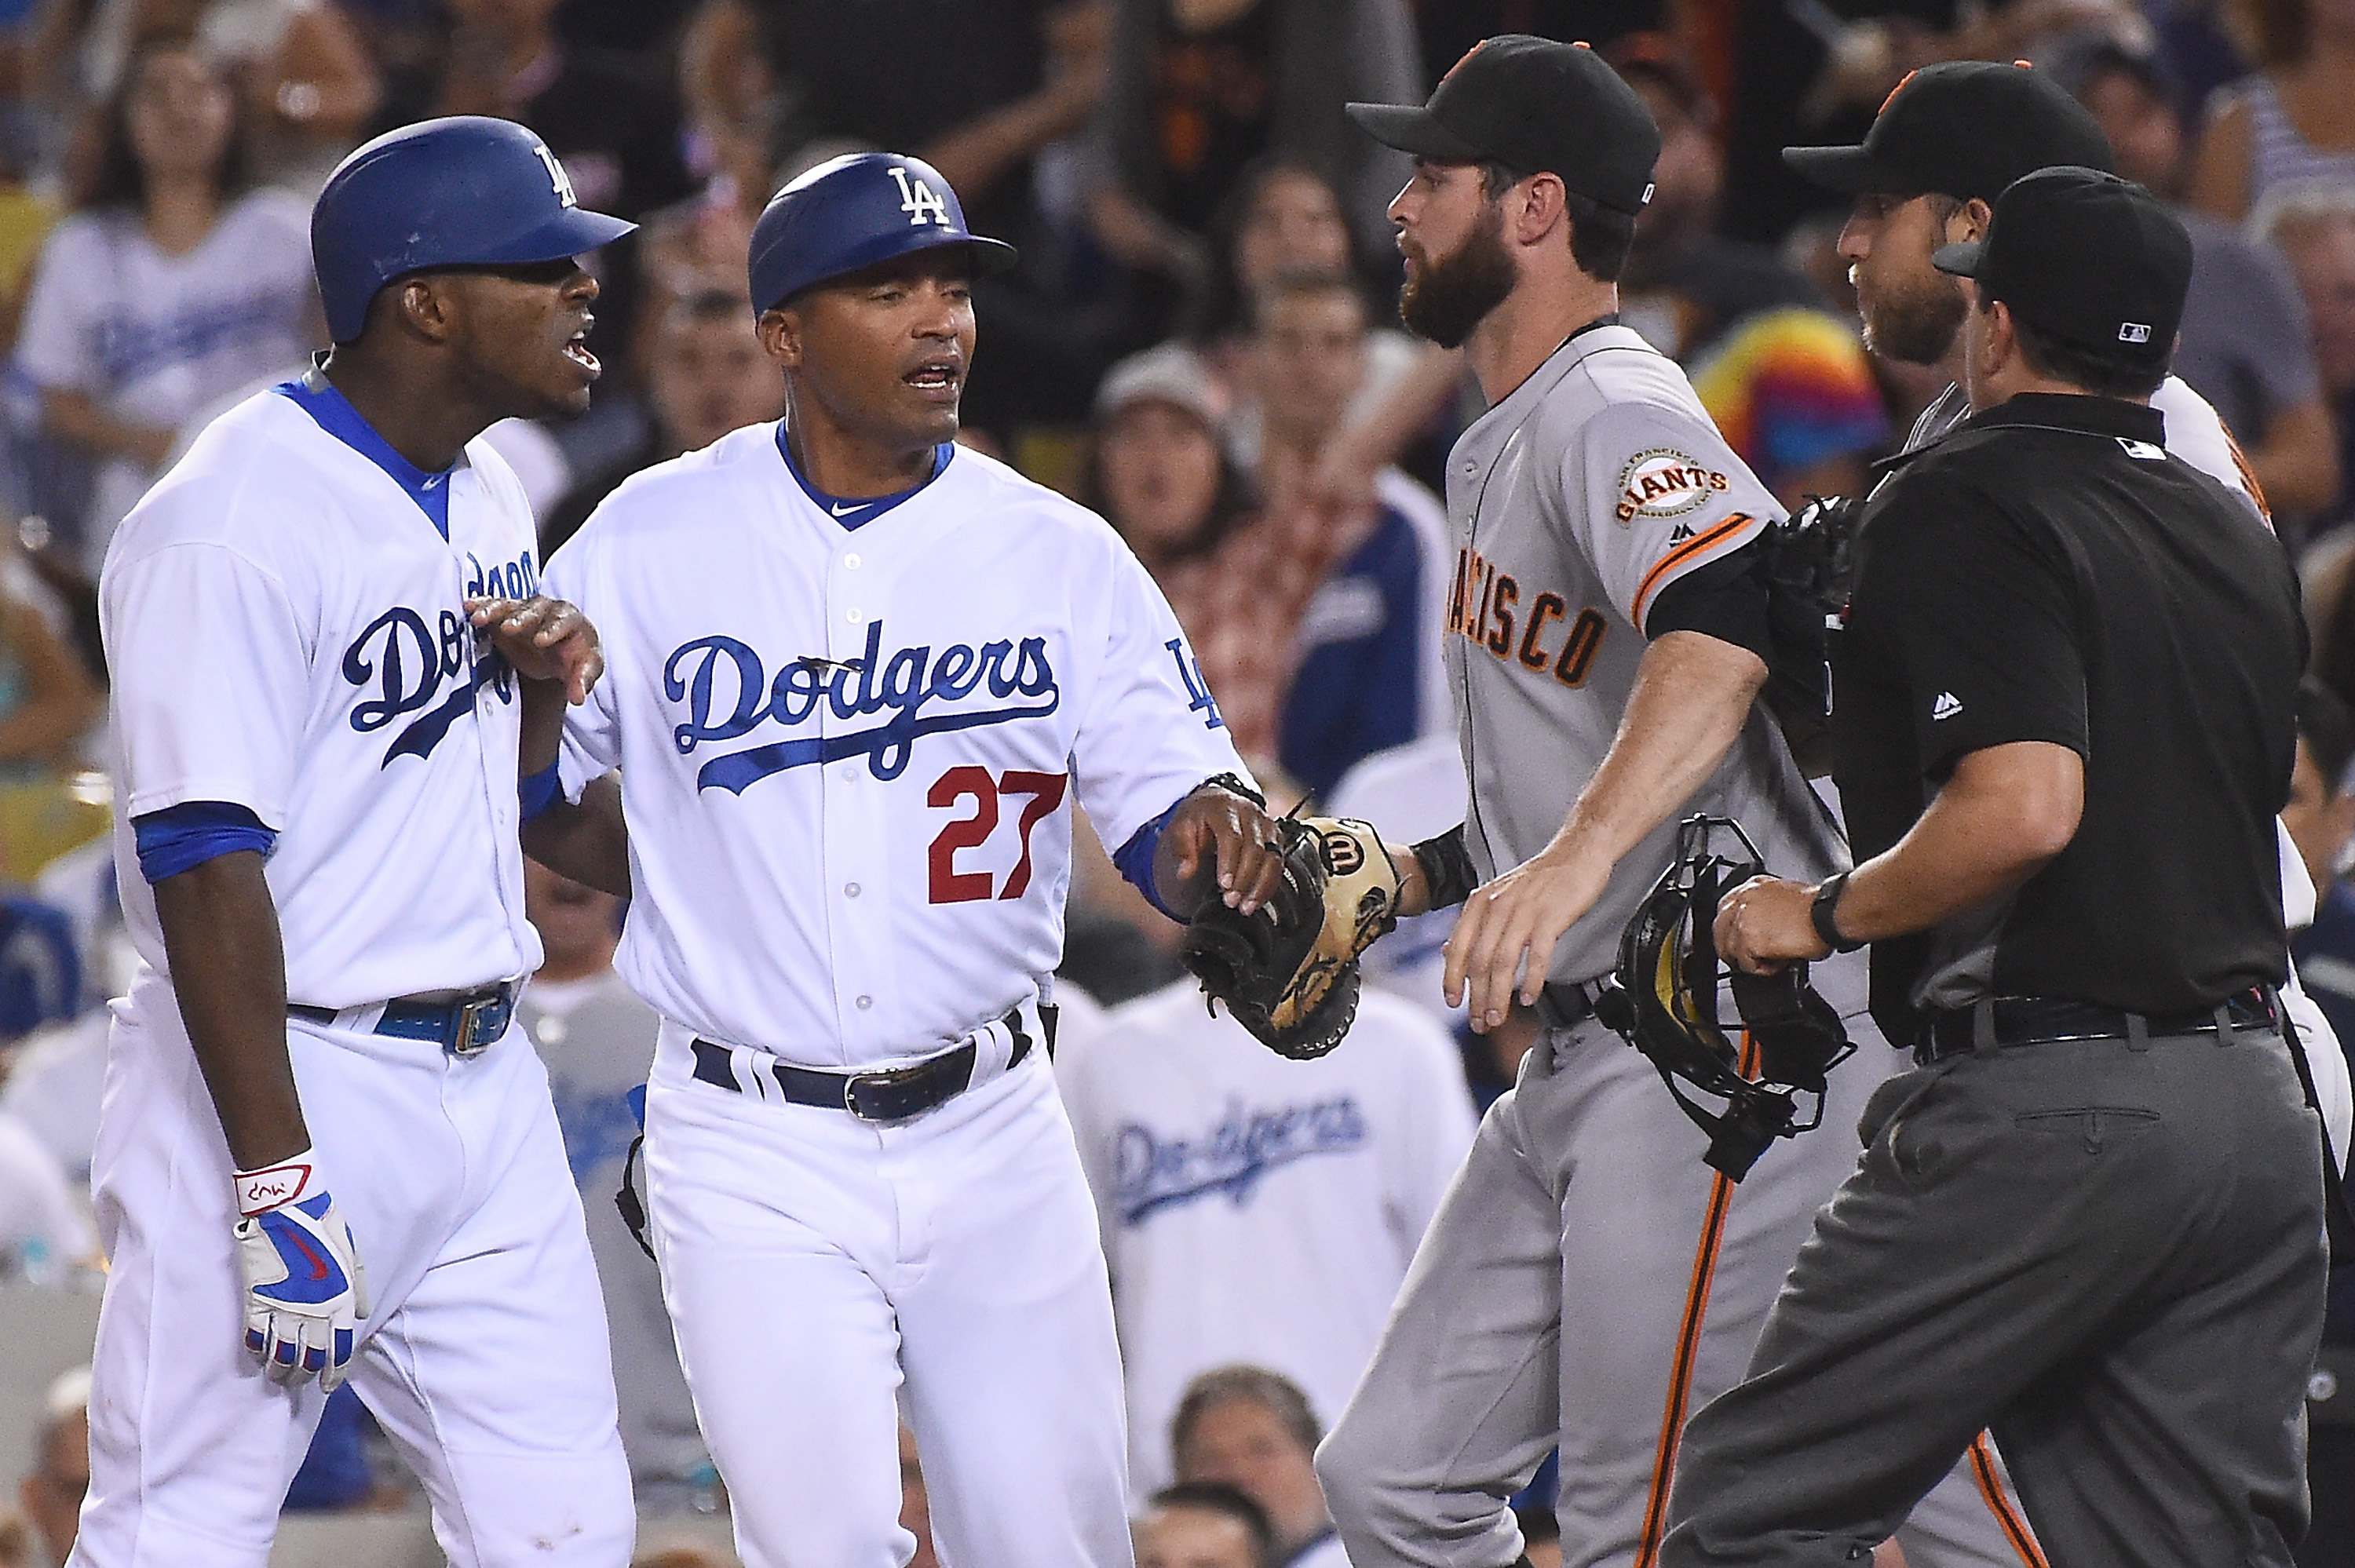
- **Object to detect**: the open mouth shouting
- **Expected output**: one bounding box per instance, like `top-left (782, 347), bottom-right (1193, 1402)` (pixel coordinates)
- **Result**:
top-left (904, 351), bottom-right (964, 403)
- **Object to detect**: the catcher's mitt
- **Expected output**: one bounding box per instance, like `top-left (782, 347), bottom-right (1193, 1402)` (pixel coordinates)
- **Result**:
top-left (1179, 815), bottom-right (1403, 1059)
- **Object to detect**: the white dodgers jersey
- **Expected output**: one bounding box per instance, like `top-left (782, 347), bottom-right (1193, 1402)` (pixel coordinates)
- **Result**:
top-left (102, 387), bottom-right (546, 1010)
top-left (542, 429), bottom-right (1250, 1070)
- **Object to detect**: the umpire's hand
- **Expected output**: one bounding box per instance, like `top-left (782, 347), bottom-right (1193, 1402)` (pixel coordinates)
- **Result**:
top-left (468, 594), bottom-right (604, 704)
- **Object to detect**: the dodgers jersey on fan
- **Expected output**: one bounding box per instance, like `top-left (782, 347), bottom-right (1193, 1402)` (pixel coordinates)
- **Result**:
top-left (101, 385), bottom-right (545, 1008)
top-left (1445, 323), bottom-right (1840, 984)
top-left (542, 428), bottom-right (1251, 1068)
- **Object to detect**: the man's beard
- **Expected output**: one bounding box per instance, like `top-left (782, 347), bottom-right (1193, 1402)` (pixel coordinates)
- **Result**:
top-left (1864, 270), bottom-right (1970, 366)
top-left (1399, 202), bottom-right (1517, 348)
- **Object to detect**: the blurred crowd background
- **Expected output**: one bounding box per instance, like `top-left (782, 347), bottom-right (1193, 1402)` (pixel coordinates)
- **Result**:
top-left (2, 0), bottom-right (2355, 1564)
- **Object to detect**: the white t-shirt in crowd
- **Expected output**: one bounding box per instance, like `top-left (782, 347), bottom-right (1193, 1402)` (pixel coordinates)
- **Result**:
top-left (14, 188), bottom-right (316, 570)
top-left (1057, 980), bottom-right (1477, 1493)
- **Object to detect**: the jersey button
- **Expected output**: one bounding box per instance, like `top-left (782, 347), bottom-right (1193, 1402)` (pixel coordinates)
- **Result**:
top-left (844, 553), bottom-right (862, 570)
top-left (846, 607), bottom-right (866, 624)
top-left (856, 995), bottom-right (873, 1010)
top-left (845, 882), bottom-right (861, 898)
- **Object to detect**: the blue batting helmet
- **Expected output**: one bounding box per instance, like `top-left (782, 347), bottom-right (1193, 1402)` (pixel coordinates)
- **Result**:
top-left (311, 117), bottom-right (637, 343)
top-left (747, 152), bottom-right (1017, 316)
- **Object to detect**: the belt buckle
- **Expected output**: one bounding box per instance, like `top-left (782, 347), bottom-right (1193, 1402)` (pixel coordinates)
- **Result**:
top-left (449, 993), bottom-right (503, 1059)
top-left (844, 1063), bottom-right (930, 1123)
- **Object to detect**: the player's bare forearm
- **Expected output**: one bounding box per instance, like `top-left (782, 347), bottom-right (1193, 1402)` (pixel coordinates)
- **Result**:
top-left (1152, 782), bottom-right (1287, 917)
top-left (523, 773), bottom-right (631, 899)
top-left (518, 675), bottom-right (568, 779)
top-left (1444, 631), bottom-right (1767, 1030)
top-left (1554, 631), bottom-right (1768, 869)
top-left (152, 850), bottom-right (308, 1169)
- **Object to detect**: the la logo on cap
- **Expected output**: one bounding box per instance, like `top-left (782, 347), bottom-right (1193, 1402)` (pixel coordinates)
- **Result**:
top-left (2118, 322), bottom-right (2152, 344)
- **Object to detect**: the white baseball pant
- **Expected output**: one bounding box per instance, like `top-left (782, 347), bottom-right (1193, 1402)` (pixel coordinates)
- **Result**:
top-left (71, 981), bottom-right (633, 1568)
top-left (641, 1023), bottom-right (1132, 1568)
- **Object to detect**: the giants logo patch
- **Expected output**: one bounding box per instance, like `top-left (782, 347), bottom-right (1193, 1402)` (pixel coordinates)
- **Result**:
top-left (1614, 448), bottom-right (1729, 524)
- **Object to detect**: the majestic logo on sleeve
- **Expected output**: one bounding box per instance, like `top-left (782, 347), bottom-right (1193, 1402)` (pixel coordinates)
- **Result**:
top-left (339, 549), bottom-right (536, 767)
top-left (1112, 1096), bottom-right (1368, 1225)
top-left (665, 618), bottom-right (1060, 793)
top-left (1614, 448), bottom-right (1730, 524)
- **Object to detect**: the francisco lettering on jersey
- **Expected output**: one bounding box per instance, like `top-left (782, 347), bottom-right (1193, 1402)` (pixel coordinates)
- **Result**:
top-left (1446, 546), bottom-right (1607, 689)
top-left (339, 547), bottom-right (538, 767)
top-left (1112, 1096), bottom-right (1368, 1225)
top-left (664, 618), bottom-right (1060, 793)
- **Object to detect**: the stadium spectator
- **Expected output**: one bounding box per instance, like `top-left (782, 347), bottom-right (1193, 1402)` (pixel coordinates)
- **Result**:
top-left (1089, 0), bottom-right (1421, 319)
top-left (17, 1369), bottom-right (86, 1568)
top-left (1170, 1367), bottom-right (1345, 1568)
top-left (0, 586), bottom-right (98, 777)
top-left (1240, 269), bottom-right (1448, 795)
top-left (1057, 955), bottom-right (1473, 1496)
top-left (1085, 343), bottom-right (1280, 756)
top-left (2281, 676), bottom-right (2355, 1568)
top-left (12, 41), bottom-right (316, 574)
top-left (1608, 31), bottom-right (1889, 507)
top-left (0, 1109), bottom-right (90, 1278)
top-left (1136, 1482), bottom-right (1279, 1568)
top-left (2258, 180), bottom-right (2355, 530)
top-left (543, 287), bottom-right (784, 554)
top-left (2064, 32), bottom-right (2341, 523)
top-left (2189, 0), bottom-right (2355, 222)
top-left (722, 0), bottom-right (1121, 432)
top-left (518, 859), bottom-right (714, 1517)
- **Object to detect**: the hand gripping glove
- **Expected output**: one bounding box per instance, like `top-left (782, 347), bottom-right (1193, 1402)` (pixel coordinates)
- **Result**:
top-left (233, 1149), bottom-right (371, 1390)
top-left (1179, 815), bottom-right (1403, 1060)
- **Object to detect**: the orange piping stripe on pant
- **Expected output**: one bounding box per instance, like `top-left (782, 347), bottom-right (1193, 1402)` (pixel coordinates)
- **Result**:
top-left (1632, 1034), bottom-right (1758, 1567)
top-left (1967, 1431), bottom-right (2048, 1568)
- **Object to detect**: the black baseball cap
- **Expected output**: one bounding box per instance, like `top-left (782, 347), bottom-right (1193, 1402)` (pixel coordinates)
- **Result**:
top-left (1931, 166), bottom-right (2190, 370)
top-left (1346, 35), bottom-right (1661, 217)
top-left (1783, 60), bottom-right (2113, 202)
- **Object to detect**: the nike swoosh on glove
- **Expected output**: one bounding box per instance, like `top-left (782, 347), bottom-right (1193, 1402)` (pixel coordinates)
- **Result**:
top-left (233, 1149), bottom-right (371, 1390)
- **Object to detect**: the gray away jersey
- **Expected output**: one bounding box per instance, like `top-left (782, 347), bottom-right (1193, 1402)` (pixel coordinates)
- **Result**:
top-left (1443, 324), bottom-right (1844, 984)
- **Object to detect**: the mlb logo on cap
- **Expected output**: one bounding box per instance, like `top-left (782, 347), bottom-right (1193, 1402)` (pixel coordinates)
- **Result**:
top-left (2119, 322), bottom-right (2152, 344)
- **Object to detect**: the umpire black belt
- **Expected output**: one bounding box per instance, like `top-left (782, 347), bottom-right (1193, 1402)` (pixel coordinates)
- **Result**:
top-left (1534, 980), bottom-right (1608, 1031)
top-left (1914, 988), bottom-right (2276, 1066)
top-left (691, 1001), bottom-right (1044, 1122)
top-left (289, 981), bottom-right (519, 1058)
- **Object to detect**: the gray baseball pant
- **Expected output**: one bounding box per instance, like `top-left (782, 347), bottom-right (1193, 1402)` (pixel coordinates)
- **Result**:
top-left (1660, 1023), bottom-right (2329, 1567)
top-left (1316, 972), bottom-right (2039, 1568)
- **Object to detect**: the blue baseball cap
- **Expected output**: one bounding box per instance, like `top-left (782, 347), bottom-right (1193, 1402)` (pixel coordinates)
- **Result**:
top-left (747, 152), bottom-right (1017, 316)
top-left (312, 116), bottom-right (637, 343)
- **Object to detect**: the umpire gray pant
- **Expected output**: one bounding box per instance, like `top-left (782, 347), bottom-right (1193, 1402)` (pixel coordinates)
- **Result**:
top-left (1315, 956), bottom-right (2039, 1568)
top-left (1660, 1019), bottom-right (2329, 1567)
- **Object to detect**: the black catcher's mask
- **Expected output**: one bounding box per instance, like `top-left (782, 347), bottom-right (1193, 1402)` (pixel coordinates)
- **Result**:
top-left (1591, 815), bottom-right (1856, 1181)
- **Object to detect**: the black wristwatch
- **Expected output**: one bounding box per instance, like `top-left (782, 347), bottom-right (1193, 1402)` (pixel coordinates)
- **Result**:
top-left (1810, 870), bottom-right (1865, 954)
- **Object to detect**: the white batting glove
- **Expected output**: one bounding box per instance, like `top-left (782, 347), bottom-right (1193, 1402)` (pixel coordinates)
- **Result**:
top-left (232, 1149), bottom-right (370, 1390)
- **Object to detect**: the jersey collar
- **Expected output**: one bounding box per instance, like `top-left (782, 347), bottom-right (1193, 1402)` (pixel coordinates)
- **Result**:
top-left (774, 422), bottom-right (952, 531)
top-left (274, 363), bottom-right (462, 540)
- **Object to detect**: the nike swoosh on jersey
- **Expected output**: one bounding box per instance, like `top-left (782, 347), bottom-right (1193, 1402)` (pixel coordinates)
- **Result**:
top-left (831, 501), bottom-right (875, 518)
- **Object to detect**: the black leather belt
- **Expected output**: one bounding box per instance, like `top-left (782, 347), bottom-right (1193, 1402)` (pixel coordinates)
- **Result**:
top-left (1914, 989), bottom-right (2276, 1065)
top-left (289, 983), bottom-right (518, 1058)
top-left (692, 1004), bottom-right (1036, 1122)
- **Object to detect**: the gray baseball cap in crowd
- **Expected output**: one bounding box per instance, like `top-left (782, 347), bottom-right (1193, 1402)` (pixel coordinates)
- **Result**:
top-left (1784, 60), bottom-right (2113, 202)
top-left (1094, 343), bottom-right (1227, 428)
top-left (1346, 35), bottom-right (1661, 216)
top-left (1931, 166), bottom-right (2191, 372)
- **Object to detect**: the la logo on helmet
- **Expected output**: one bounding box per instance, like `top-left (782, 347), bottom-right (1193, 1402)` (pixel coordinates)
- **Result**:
top-left (531, 141), bottom-right (579, 207)
top-left (889, 165), bottom-right (951, 228)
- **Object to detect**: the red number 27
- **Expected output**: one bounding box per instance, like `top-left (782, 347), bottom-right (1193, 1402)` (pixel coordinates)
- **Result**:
top-left (926, 767), bottom-right (1069, 904)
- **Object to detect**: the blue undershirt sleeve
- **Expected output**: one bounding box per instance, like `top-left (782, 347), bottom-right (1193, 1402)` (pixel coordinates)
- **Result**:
top-left (131, 801), bottom-right (276, 884)
top-left (1113, 795), bottom-right (1188, 921)
top-left (520, 760), bottom-right (564, 822)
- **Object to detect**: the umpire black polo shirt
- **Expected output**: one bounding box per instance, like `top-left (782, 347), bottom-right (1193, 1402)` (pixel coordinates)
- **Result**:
top-left (1832, 392), bottom-right (2306, 1045)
